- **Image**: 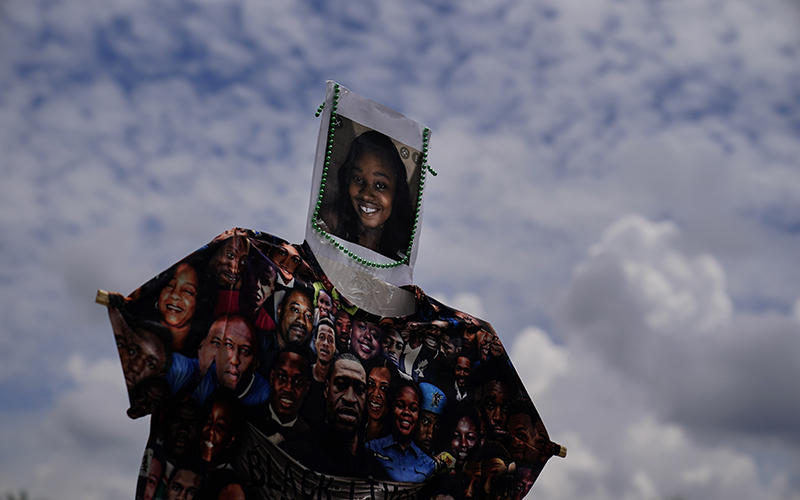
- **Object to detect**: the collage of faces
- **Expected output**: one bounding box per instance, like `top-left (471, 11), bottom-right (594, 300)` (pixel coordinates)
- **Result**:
top-left (108, 228), bottom-right (555, 500)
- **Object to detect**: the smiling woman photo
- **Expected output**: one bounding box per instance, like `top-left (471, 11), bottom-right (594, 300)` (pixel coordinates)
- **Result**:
top-left (157, 261), bottom-right (200, 351)
top-left (319, 130), bottom-right (414, 260)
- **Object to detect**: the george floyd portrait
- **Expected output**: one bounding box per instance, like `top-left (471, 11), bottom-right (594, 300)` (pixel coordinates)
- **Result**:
top-left (316, 116), bottom-right (422, 262)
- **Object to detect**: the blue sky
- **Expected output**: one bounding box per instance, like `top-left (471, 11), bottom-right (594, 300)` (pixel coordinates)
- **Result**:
top-left (2, 0), bottom-right (800, 499)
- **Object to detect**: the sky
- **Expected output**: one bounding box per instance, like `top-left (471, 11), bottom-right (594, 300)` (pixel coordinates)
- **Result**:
top-left (1, 0), bottom-right (800, 499)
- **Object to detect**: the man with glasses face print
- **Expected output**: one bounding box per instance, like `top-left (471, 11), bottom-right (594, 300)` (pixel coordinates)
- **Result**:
top-left (281, 354), bottom-right (388, 479)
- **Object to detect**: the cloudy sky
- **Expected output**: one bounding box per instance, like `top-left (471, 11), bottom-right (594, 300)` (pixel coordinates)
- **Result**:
top-left (1, 0), bottom-right (800, 499)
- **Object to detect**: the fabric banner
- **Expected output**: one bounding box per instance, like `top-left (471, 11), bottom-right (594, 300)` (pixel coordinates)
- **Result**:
top-left (234, 422), bottom-right (424, 500)
top-left (104, 228), bottom-right (558, 500)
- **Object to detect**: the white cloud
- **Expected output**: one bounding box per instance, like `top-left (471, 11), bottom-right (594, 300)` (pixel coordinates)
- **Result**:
top-left (0, 354), bottom-right (149, 500)
top-left (510, 327), bottom-right (568, 399)
top-left (520, 213), bottom-right (800, 499)
top-left (585, 214), bottom-right (733, 333)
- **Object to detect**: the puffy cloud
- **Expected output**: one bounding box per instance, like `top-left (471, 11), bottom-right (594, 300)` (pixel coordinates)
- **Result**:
top-left (515, 213), bottom-right (800, 499)
top-left (558, 214), bottom-right (800, 441)
top-left (572, 214), bottom-right (732, 336)
top-left (0, 354), bottom-right (148, 500)
top-left (510, 327), bottom-right (568, 399)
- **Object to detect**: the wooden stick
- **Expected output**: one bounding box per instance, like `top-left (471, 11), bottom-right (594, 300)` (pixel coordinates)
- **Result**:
top-left (95, 289), bottom-right (110, 306)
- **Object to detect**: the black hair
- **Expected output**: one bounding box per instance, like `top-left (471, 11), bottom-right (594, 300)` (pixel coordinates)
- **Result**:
top-left (169, 457), bottom-right (207, 482)
top-left (317, 316), bottom-right (335, 333)
top-left (362, 356), bottom-right (400, 390)
top-left (334, 130), bottom-right (414, 260)
top-left (279, 285), bottom-right (315, 315)
top-left (249, 249), bottom-right (278, 285)
top-left (455, 352), bottom-right (475, 365)
top-left (507, 397), bottom-right (541, 424)
top-left (328, 352), bottom-right (362, 381)
top-left (201, 387), bottom-right (246, 433)
top-left (273, 344), bottom-right (313, 381)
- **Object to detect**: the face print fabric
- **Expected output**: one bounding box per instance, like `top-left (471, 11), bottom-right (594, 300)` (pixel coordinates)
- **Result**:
top-left (105, 227), bottom-right (557, 500)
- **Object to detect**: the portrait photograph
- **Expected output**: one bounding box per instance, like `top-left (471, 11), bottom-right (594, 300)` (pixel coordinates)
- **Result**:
top-left (315, 114), bottom-right (423, 263)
